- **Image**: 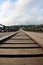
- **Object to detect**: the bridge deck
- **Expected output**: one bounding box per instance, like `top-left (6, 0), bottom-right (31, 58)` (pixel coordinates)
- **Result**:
top-left (0, 29), bottom-right (43, 65)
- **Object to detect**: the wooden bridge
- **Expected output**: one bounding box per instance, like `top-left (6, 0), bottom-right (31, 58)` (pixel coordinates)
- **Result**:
top-left (0, 29), bottom-right (43, 65)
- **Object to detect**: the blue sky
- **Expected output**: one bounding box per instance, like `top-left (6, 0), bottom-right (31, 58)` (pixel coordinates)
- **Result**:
top-left (10, 0), bottom-right (17, 2)
top-left (0, 0), bottom-right (16, 4)
top-left (0, 0), bottom-right (43, 25)
top-left (0, 0), bottom-right (4, 5)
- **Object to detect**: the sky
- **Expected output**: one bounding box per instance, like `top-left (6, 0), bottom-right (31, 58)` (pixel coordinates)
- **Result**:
top-left (0, 0), bottom-right (43, 26)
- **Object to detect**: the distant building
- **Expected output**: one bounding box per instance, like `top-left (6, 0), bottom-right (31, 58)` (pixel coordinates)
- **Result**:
top-left (0, 24), bottom-right (5, 32)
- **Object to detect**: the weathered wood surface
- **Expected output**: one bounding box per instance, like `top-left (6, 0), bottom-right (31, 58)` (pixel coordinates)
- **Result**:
top-left (0, 29), bottom-right (43, 65)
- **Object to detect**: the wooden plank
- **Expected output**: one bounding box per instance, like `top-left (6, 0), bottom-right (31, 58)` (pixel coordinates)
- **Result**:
top-left (0, 48), bottom-right (43, 55)
top-left (0, 44), bottom-right (39, 48)
top-left (0, 57), bottom-right (43, 65)
top-left (3, 39), bottom-right (35, 44)
top-left (25, 31), bottom-right (43, 48)
top-left (10, 37), bottom-right (30, 40)
top-left (14, 35), bottom-right (28, 38)
top-left (0, 32), bottom-right (18, 42)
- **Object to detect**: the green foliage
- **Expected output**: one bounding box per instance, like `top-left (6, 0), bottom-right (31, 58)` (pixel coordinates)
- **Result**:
top-left (0, 24), bottom-right (43, 32)
top-left (22, 25), bottom-right (43, 32)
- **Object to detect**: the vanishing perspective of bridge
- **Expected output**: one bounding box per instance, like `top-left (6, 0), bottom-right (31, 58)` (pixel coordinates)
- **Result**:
top-left (0, 28), bottom-right (43, 65)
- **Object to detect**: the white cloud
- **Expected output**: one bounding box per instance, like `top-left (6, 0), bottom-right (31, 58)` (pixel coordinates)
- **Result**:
top-left (0, 0), bottom-right (43, 26)
top-left (37, 17), bottom-right (43, 21)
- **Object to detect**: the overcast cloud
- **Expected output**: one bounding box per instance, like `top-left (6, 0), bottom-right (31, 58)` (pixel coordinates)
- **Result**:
top-left (0, 0), bottom-right (43, 26)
